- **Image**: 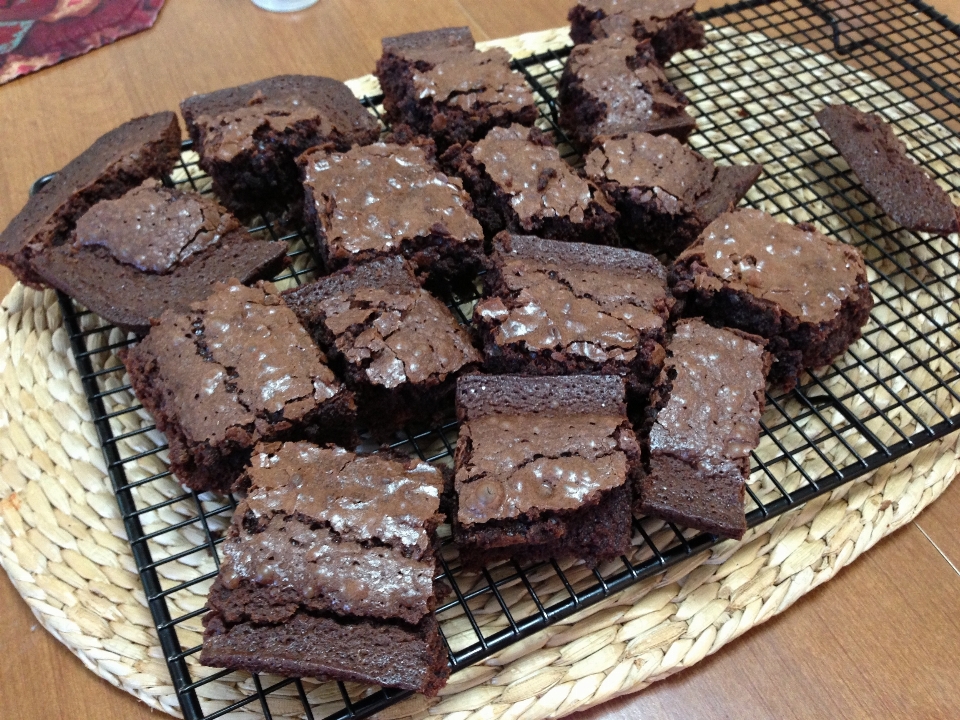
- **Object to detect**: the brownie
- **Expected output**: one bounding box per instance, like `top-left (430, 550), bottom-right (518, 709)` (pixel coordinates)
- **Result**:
top-left (443, 124), bottom-right (618, 244)
top-left (558, 36), bottom-right (696, 149)
top-left (31, 182), bottom-right (288, 334)
top-left (201, 441), bottom-right (449, 695)
top-left (453, 374), bottom-right (638, 569)
top-left (0, 112), bottom-right (181, 288)
top-left (816, 104), bottom-right (960, 236)
top-left (300, 140), bottom-right (484, 282)
top-left (474, 232), bottom-right (672, 401)
top-left (637, 319), bottom-right (769, 540)
top-left (120, 281), bottom-right (355, 493)
top-left (670, 208), bottom-right (873, 390)
top-left (375, 26), bottom-right (538, 150)
top-left (181, 75), bottom-right (380, 219)
top-left (283, 256), bottom-right (480, 435)
top-left (584, 132), bottom-right (762, 256)
top-left (569, 0), bottom-right (706, 63)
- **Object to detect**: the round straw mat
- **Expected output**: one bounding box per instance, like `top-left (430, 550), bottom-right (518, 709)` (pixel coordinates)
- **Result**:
top-left (1, 25), bottom-right (960, 720)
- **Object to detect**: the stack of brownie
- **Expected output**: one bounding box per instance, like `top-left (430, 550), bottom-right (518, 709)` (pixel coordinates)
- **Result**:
top-left (0, 0), bottom-right (880, 698)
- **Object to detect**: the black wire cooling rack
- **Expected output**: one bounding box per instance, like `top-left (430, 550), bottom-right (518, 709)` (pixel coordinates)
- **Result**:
top-left (39, 0), bottom-right (960, 718)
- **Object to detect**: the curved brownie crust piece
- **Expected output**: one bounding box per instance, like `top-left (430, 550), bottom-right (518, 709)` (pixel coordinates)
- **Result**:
top-left (201, 441), bottom-right (449, 695)
top-left (181, 75), bottom-right (380, 218)
top-left (568, 0), bottom-right (706, 62)
top-left (284, 256), bottom-right (480, 435)
top-left (300, 141), bottom-right (483, 281)
top-left (0, 112), bottom-right (181, 287)
top-left (120, 282), bottom-right (355, 492)
top-left (639, 319), bottom-right (769, 539)
top-left (376, 26), bottom-right (537, 149)
top-left (816, 104), bottom-right (960, 236)
top-left (453, 374), bottom-right (637, 569)
top-left (585, 132), bottom-right (762, 256)
top-left (444, 124), bottom-right (618, 244)
top-left (32, 183), bottom-right (288, 333)
top-left (559, 37), bottom-right (696, 150)
top-left (671, 208), bottom-right (873, 389)
top-left (474, 232), bottom-right (671, 400)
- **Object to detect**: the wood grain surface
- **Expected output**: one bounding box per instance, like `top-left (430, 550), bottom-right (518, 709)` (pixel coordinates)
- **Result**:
top-left (1, 1), bottom-right (959, 719)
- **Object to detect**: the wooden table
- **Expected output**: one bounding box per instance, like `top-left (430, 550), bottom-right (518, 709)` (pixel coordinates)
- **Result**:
top-left (1, 1), bottom-right (959, 718)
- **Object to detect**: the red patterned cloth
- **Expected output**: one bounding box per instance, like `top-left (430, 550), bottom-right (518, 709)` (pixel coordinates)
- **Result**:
top-left (0, 0), bottom-right (165, 85)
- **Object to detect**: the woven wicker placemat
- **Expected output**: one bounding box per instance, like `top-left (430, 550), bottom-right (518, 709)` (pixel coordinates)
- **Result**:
top-left (1, 24), bottom-right (959, 720)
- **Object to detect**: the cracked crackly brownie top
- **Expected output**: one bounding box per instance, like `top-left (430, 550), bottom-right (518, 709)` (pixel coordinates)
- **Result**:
top-left (122, 280), bottom-right (353, 491)
top-left (455, 374), bottom-right (634, 527)
top-left (473, 233), bottom-right (671, 394)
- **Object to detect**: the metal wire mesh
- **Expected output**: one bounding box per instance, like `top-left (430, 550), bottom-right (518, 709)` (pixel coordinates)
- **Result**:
top-left (45, 1), bottom-right (960, 718)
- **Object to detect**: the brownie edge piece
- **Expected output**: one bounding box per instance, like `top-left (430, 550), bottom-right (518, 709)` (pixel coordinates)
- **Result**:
top-left (201, 441), bottom-right (449, 695)
top-left (121, 281), bottom-right (355, 492)
top-left (32, 183), bottom-right (288, 334)
top-left (181, 75), bottom-right (380, 218)
top-left (569, 0), bottom-right (706, 63)
top-left (638, 319), bottom-right (770, 540)
top-left (376, 26), bottom-right (538, 149)
top-left (671, 208), bottom-right (873, 390)
top-left (453, 374), bottom-right (637, 569)
top-left (474, 232), bottom-right (672, 401)
top-left (816, 103), bottom-right (960, 236)
top-left (0, 112), bottom-right (181, 288)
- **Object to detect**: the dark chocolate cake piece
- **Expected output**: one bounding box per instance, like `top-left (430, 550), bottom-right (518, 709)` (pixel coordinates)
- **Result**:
top-left (0, 112), bottom-right (181, 287)
top-left (638, 318), bottom-right (769, 540)
top-left (443, 124), bottom-right (618, 244)
top-left (201, 441), bottom-right (449, 695)
top-left (283, 256), bottom-right (480, 436)
top-left (474, 232), bottom-right (672, 401)
top-left (181, 75), bottom-right (380, 218)
top-left (31, 182), bottom-right (288, 334)
top-left (300, 140), bottom-right (484, 282)
top-left (453, 374), bottom-right (638, 569)
top-left (375, 26), bottom-right (538, 149)
top-left (670, 208), bottom-right (873, 389)
top-left (569, 0), bottom-right (706, 63)
top-left (558, 36), bottom-right (696, 149)
top-left (584, 131), bottom-right (762, 256)
top-left (816, 103), bottom-right (960, 236)
top-left (120, 281), bottom-right (355, 493)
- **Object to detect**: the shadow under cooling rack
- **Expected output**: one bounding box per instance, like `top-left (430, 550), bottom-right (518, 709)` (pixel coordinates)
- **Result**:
top-left (43, 0), bottom-right (960, 718)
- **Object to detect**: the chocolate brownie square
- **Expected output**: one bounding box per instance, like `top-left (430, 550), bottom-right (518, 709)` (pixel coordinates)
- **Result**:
top-left (584, 131), bottom-right (762, 257)
top-left (31, 182), bottom-right (288, 334)
top-left (670, 208), bottom-right (873, 390)
top-left (443, 124), bottom-right (618, 244)
top-left (0, 112), bottom-right (181, 288)
top-left (558, 36), bottom-right (696, 149)
top-left (201, 441), bottom-right (449, 695)
top-left (637, 319), bottom-right (770, 540)
top-left (453, 374), bottom-right (638, 569)
top-left (283, 256), bottom-right (480, 435)
top-left (181, 75), bottom-right (380, 219)
top-left (816, 103), bottom-right (960, 236)
top-left (474, 232), bottom-right (672, 401)
top-left (120, 281), bottom-right (355, 493)
top-left (375, 26), bottom-right (538, 149)
top-left (569, 0), bottom-right (706, 63)
top-left (300, 140), bottom-right (484, 282)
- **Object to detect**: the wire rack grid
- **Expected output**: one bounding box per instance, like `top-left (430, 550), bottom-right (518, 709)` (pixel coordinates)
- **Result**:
top-left (38, 1), bottom-right (960, 718)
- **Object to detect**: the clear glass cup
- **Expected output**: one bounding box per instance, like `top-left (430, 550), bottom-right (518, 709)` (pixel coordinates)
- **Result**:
top-left (250, 0), bottom-right (319, 11)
